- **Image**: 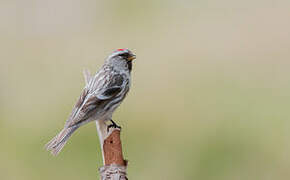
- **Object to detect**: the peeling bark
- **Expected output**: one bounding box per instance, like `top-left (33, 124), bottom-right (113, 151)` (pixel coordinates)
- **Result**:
top-left (96, 120), bottom-right (128, 180)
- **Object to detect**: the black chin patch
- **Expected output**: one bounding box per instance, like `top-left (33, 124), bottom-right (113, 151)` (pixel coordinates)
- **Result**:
top-left (127, 61), bottom-right (132, 72)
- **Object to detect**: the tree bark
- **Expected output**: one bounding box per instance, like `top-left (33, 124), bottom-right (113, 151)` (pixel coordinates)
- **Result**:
top-left (96, 120), bottom-right (128, 180)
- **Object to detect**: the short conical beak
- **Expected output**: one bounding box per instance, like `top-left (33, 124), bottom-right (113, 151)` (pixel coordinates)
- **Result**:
top-left (127, 54), bottom-right (136, 61)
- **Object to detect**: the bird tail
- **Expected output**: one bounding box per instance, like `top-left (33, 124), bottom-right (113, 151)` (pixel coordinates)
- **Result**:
top-left (45, 126), bottom-right (78, 156)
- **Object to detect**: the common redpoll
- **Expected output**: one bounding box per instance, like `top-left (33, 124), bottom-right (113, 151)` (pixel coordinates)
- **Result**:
top-left (46, 49), bottom-right (136, 156)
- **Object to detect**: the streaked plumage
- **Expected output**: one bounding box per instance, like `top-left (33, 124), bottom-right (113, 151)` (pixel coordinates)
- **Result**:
top-left (46, 49), bottom-right (135, 155)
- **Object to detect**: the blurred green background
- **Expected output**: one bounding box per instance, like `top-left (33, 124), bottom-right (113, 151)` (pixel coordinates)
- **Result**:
top-left (1, 0), bottom-right (290, 179)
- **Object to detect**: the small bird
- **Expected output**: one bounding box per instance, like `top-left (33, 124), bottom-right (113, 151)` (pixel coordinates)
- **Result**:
top-left (46, 49), bottom-right (136, 156)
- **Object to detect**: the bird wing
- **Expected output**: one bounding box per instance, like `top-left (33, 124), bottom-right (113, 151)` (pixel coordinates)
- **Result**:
top-left (65, 73), bottom-right (125, 128)
top-left (96, 72), bottom-right (124, 100)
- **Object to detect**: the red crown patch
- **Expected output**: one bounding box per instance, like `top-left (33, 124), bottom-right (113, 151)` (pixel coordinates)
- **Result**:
top-left (117, 48), bottom-right (127, 51)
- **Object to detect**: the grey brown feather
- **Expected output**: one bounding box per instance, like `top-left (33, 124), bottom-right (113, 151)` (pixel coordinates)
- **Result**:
top-left (45, 49), bottom-right (135, 155)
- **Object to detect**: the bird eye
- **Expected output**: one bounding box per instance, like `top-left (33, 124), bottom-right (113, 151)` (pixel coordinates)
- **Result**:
top-left (119, 53), bottom-right (130, 58)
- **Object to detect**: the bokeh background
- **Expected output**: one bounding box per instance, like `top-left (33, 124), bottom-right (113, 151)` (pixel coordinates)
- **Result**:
top-left (1, 0), bottom-right (290, 179)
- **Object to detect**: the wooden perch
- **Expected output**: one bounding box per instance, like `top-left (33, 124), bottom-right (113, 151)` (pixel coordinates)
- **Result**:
top-left (96, 120), bottom-right (128, 180)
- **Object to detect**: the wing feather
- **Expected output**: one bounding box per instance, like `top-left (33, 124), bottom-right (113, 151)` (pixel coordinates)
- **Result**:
top-left (83, 69), bottom-right (92, 85)
top-left (65, 72), bottom-right (125, 128)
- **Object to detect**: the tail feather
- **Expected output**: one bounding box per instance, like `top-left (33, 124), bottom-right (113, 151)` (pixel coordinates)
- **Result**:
top-left (45, 126), bottom-right (78, 156)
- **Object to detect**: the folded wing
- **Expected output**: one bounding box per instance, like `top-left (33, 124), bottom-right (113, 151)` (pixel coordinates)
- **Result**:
top-left (65, 73), bottom-right (125, 128)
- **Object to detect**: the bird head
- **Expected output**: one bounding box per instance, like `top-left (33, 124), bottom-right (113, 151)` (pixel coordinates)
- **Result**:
top-left (110, 48), bottom-right (136, 61)
top-left (106, 49), bottom-right (136, 71)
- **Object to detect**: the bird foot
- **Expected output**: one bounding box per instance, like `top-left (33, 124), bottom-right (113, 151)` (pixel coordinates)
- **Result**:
top-left (107, 119), bottom-right (121, 132)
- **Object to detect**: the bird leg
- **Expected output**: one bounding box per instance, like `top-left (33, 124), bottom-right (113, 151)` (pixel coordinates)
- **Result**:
top-left (107, 119), bottom-right (121, 132)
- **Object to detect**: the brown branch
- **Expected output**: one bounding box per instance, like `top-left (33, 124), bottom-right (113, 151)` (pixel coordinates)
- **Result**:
top-left (96, 120), bottom-right (128, 180)
top-left (103, 130), bottom-right (126, 166)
